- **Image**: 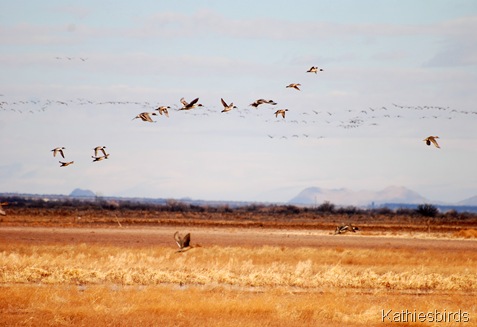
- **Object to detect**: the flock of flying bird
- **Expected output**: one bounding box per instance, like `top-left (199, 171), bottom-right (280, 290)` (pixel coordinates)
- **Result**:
top-left (51, 145), bottom-right (109, 167)
top-left (43, 65), bottom-right (327, 167)
top-left (130, 66), bottom-right (325, 124)
top-left (1, 62), bottom-right (463, 171)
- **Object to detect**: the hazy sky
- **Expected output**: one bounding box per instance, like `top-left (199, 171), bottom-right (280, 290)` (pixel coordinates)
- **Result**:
top-left (1, 0), bottom-right (477, 203)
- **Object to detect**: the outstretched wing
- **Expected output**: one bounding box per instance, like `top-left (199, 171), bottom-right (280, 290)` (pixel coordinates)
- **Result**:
top-left (180, 98), bottom-right (189, 107)
top-left (183, 233), bottom-right (191, 248)
top-left (174, 232), bottom-right (182, 248)
top-left (188, 98), bottom-right (199, 107)
top-left (141, 112), bottom-right (153, 122)
top-left (430, 138), bottom-right (440, 148)
top-left (221, 98), bottom-right (228, 108)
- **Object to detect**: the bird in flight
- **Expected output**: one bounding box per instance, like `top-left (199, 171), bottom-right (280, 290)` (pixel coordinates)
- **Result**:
top-left (334, 224), bottom-right (359, 234)
top-left (180, 97), bottom-right (203, 110)
top-left (155, 106), bottom-right (170, 117)
top-left (92, 154), bottom-right (109, 162)
top-left (174, 231), bottom-right (192, 252)
top-left (307, 66), bottom-right (323, 74)
top-left (220, 98), bottom-right (237, 112)
top-left (250, 99), bottom-right (277, 108)
top-left (51, 147), bottom-right (65, 158)
top-left (286, 83), bottom-right (301, 91)
top-left (93, 146), bottom-right (108, 157)
top-left (133, 112), bottom-right (157, 122)
top-left (274, 109), bottom-right (289, 118)
top-left (423, 136), bottom-right (440, 148)
top-left (59, 161), bottom-right (74, 167)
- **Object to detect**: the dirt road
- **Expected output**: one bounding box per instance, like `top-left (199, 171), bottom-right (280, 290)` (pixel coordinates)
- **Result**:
top-left (0, 226), bottom-right (475, 252)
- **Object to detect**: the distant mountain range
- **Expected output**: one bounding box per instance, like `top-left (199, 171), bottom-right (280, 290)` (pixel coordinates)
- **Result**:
top-left (288, 186), bottom-right (477, 207)
top-left (2, 186), bottom-right (477, 212)
top-left (457, 195), bottom-right (477, 206)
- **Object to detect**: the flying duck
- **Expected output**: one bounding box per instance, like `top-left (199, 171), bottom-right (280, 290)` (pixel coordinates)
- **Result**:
top-left (423, 136), bottom-right (440, 148)
top-left (220, 98), bottom-right (237, 112)
top-left (59, 161), bottom-right (74, 167)
top-left (334, 224), bottom-right (359, 235)
top-left (51, 147), bottom-right (65, 158)
top-left (92, 154), bottom-right (109, 162)
top-left (250, 99), bottom-right (277, 108)
top-left (133, 112), bottom-right (157, 122)
top-left (286, 83), bottom-right (301, 91)
top-left (180, 97), bottom-right (203, 110)
top-left (94, 146), bottom-right (107, 157)
top-left (307, 66), bottom-right (324, 74)
top-left (155, 106), bottom-right (170, 117)
top-left (174, 231), bottom-right (192, 252)
top-left (274, 109), bottom-right (289, 118)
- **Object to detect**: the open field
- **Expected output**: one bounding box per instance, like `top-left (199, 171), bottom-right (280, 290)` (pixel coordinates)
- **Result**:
top-left (1, 210), bottom-right (476, 326)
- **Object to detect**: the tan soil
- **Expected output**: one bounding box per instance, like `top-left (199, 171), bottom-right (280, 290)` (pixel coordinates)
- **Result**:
top-left (0, 225), bottom-right (475, 252)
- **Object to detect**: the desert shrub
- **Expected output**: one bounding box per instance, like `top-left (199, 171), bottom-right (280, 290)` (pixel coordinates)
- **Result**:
top-left (316, 201), bottom-right (335, 213)
top-left (373, 207), bottom-right (393, 216)
top-left (244, 204), bottom-right (266, 212)
top-left (264, 205), bottom-right (302, 215)
top-left (164, 200), bottom-right (191, 212)
top-left (335, 206), bottom-right (364, 215)
top-left (395, 207), bottom-right (415, 216)
top-left (415, 204), bottom-right (439, 218)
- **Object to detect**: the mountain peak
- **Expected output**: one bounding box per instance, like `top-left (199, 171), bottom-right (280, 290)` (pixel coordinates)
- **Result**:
top-left (69, 188), bottom-right (96, 198)
top-left (289, 186), bottom-right (427, 206)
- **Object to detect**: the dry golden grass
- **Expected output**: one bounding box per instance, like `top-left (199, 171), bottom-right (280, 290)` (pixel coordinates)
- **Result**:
top-left (1, 244), bottom-right (476, 290)
top-left (1, 241), bottom-right (476, 326)
top-left (453, 228), bottom-right (477, 239)
top-left (1, 284), bottom-right (475, 327)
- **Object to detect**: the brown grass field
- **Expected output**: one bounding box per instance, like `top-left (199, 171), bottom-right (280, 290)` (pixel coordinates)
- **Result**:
top-left (1, 210), bottom-right (476, 326)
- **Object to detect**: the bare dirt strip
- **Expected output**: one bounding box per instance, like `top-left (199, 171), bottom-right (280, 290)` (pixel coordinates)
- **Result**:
top-left (0, 226), bottom-right (475, 252)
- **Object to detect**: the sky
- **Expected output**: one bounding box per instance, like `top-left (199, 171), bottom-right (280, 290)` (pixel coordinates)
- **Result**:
top-left (1, 0), bottom-right (477, 204)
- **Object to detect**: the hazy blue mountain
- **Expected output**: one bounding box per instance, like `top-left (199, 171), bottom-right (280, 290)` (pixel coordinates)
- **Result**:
top-left (69, 188), bottom-right (96, 198)
top-left (457, 195), bottom-right (477, 206)
top-left (289, 186), bottom-right (428, 206)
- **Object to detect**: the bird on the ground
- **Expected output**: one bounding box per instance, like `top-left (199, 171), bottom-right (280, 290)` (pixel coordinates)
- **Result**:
top-left (220, 98), bottom-right (237, 112)
top-left (286, 83), bottom-right (301, 91)
top-left (59, 161), bottom-right (74, 167)
top-left (179, 97), bottom-right (202, 110)
top-left (423, 136), bottom-right (440, 148)
top-left (174, 231), bottom-right (192, 252)
top-left (51, 147), bottom-right (65, 158)
top-left (93, 146), bottom-right (107, 157)
top-left (155, 106), bottom-right (170, 117)
top-left (133, 112), bottom-right (157, 122)
top-left (307, 66), bottom-right (323, 74)
top-left (274, 109), bottom-right (289, 118)
top-left (250, 99), bottom-right (277, 108)
top-left (334, 224), bottom-right (359, 234)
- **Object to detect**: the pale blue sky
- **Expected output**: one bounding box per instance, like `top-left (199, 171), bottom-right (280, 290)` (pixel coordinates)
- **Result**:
top-left (1, 1), bottom-right (477, 203)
